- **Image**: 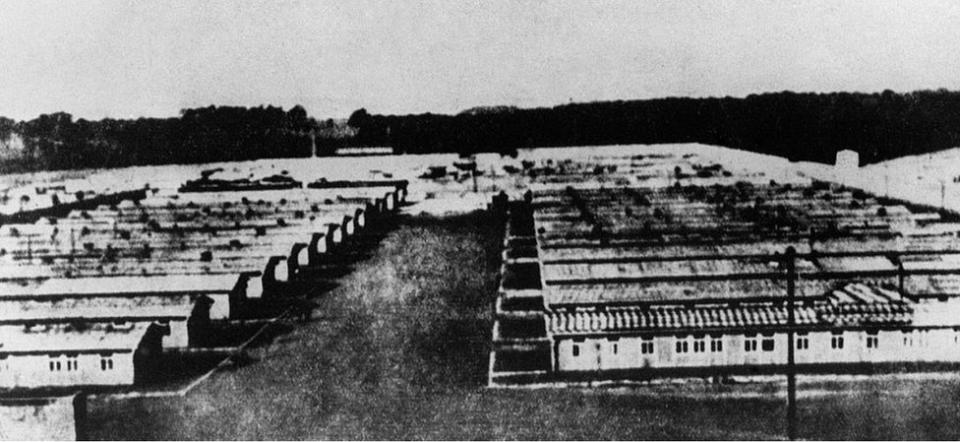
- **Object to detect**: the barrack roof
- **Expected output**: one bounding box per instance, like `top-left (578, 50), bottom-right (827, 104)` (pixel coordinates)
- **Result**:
top-left (547, 283), bottom-right (917, 335)
top-left (0, 322), bottom-right (151, 354)
top-left (0, 296), bottom-right (193, 322)
top-left (543, 276), bottom-right (902, 306)
top-left (0, 274), bottom-right (239, 298)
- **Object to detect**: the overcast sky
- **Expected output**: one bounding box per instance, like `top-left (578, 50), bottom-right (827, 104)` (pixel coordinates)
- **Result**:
top-left (2, 0), bottom-right (959, 121)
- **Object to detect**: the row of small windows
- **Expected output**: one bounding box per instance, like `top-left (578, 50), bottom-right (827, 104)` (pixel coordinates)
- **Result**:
top-left (640, 339), bottom-right (654, 354)
top-left (901, 329), bottom-right (954, 347)
top-left (710, 339), bottom-right (723, 352)
top-left (743, 335), bottom-right (777, 352)
top-left (676, 336), bottom-right (723, 354)
top-left (573, 338), bottom-right (656, 356)
top-left (47, 355), bottom-right (114, 372)
top-left (569, 329), bottom-right (960, 357)
top-left (831, 334), bottom-right (845, 349)
top-left (49, 357), bottom-right (75, 372)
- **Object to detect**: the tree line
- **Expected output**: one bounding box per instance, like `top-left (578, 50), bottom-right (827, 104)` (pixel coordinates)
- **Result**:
top-left (348, 89), bottom-right (960, 165)
top-left (3, 89), bottom-right (960, 172)
top-left (0, 105), bottom-right (318, 172)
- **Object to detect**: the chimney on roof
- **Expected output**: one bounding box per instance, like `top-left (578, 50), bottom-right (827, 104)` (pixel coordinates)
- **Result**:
top-left (343, 215), bottom-right (354, 237)
top-left (187, 296), bottom-right (213, 347)
top-left (354, 208), bottom-right (365, 230)
top-left (396, 181), bottom-right (409, 203)
top-left (326, 224), bottom-right (340, 252)
top-left (290, 243), bottom-right (309, 274)
top-left (240, 272), bottom-right (264, 301)
top-left (262, 256), bottom-right (289, 298)
top-left (309, 232), bottom-right (326, 265)
top-left (384, 191), bottom-right (395, 211)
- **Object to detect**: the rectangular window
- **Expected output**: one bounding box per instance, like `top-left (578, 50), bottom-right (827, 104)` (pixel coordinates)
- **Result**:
top-left (612, 343), bottom-right (619, 355)
top-left (572, 344), bottom-right (580, 357)
top-left (693, 337), bottom-right (706, 353)
top-left (831, 332), bottom-right (845, 350)
top-left (866, 332), bottom-right (879, 350)
top-left (761, 337), bottom-right (775, 352)
top-left (744, 335), bottom-right (758, 352)
top-left (675, 339), bottom-right (689, 354)
top-left (640, 337), bottom-right (655, 355)
top-left (66, 356), bottom-right (78, 371)
top-left (100, 357), bottom-right (114, 371)
top-left (902, 330), bottom-right (913, 347)
top-left (710, 336), bottom-right (723, 352)
top-left (796, 334), bottom-right (809, 350)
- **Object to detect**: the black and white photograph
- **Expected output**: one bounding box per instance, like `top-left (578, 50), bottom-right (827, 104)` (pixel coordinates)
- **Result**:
top-left (3, 1), bottom-right (960, 440)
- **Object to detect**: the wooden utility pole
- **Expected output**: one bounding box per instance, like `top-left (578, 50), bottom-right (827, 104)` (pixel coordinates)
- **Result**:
top-left (785, 246), bottom-right (798, 440)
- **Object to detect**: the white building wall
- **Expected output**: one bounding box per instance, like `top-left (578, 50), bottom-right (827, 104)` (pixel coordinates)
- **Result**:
top-left (206, 293), bottom-right (231, 320)
top-left (2, 295), bottom-right (202, 321)
top-left (654, 336), bottom-right (671, 367)
top-left (555, 327), bottom-right (960, 372)
top-left (0, 322), bottom-right (187, 349)
top-left (598, 338), bottom-right (628, 370)
top-left (557, 339), bottom-right (597, 371)
top-left (168, 321), bottom-right (189, 347)
top-left (0, 352), bottom-right (135, 389)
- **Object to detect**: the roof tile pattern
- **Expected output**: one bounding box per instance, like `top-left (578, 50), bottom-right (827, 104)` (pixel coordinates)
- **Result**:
top-left (547, 283), bottom-right (917, 335)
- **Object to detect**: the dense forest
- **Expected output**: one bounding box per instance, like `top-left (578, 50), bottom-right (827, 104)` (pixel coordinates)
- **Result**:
top-left (348, 89), bottom-right (960, 165)
top-left (0, 105), bottom-right (320, 172)
top-left (3, 89), bottom-right (960, 172)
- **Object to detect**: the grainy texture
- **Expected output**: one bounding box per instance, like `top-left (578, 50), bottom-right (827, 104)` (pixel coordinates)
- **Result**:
top-left (83, 212), bottom-right (960, 440)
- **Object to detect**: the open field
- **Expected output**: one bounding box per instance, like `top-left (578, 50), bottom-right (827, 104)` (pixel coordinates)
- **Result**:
top-left (77, 210), bottom-right (960, 440)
